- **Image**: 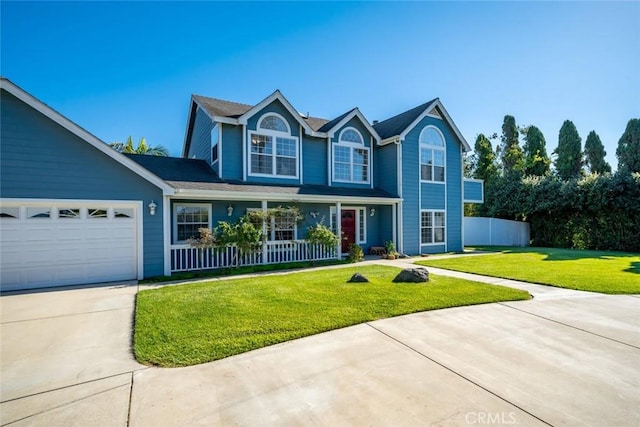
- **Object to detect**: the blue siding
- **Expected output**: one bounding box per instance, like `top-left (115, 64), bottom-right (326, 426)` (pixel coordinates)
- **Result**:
top-left (330, 117), bottom-right (373, 189)
top-left (0, 90), bottom-right (165, 277)
top-left (376, 205), bottom-right (394, 247)
top-left (400, 128), bottom-right (421, 254)
top-left (374, 143), bottom-right (398, 195)
top-left (402, 115), bottom-right (465, 254)
top-left (446, 132), bottom-right (463, 252)
top-left (303, 135), bottom-right (328, 185)
top-left (464, 180), bottom-right (484, 203)
top-left (421, 183), bottom-right (445, 209)
top-left (221, 123), bottom-right (243, 180)
top-left (186, 107), bottom-right (213, 163)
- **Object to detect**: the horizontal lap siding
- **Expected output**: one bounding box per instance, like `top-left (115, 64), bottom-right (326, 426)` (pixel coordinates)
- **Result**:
top-left (221, 124), bottom-right (243, 180)
top-left (463, 180), bottom-right (484, 202)
top-left (186, 107), bottom-right (213, 163)
top-left (303, 136), bottom-right (326, 185)
top-left (0, 90), bottom-right (165, 277)
top-left (401, 127), bottom-right (420, 255)
top-left (421, 183), bottom-right (445, 209)
top-left (375, 143), bottom-right (398, 195)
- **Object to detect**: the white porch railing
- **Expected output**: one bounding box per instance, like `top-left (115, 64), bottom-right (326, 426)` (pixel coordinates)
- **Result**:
top-left (170, 241), bottom-right (337, 273)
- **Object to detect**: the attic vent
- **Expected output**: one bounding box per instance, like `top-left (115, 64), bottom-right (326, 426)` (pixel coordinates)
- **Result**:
top-left (373, 120), bottom-right (379, 125)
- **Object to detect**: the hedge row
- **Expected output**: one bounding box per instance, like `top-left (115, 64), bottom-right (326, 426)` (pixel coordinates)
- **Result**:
top-left (473, 172), bottom-right (640, 252)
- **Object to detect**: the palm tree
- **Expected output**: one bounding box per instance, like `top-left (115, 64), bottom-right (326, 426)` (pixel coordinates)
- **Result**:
top-left (109, 136), bottom-right (169, 156)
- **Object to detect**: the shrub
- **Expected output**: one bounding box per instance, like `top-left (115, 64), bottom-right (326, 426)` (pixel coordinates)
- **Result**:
top-left (348, 243), bottom-right (364, 263)
top-left (306, 221), bottom-right (339, 249)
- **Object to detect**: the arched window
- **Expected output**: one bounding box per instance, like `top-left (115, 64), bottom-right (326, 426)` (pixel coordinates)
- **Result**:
top-left (419, 126), bottom-right (445, 182)
top-left (333, 127), bottom-right (369, 183)
top-left (249, 113), bottom-right (298, 178)
top-left (259, 115), bottom-right (289, 133)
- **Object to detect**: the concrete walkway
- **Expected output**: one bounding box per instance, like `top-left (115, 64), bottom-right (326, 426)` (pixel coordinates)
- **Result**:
top-left (1, 256), bottom-right (639, 426)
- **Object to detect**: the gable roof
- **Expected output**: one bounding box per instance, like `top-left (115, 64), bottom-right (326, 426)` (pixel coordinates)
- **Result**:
top-left (0, 78), bottom-right (174, 195)
top-left (373, 98), bottom-right (471, 151)
top-left (317, 107), bottom-right (381, 143)
top-left (373, 99), bottom-right (437, 140)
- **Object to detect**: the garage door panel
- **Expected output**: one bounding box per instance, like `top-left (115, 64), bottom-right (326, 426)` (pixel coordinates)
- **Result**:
top-left (1, 202), bottom-right (139, 291)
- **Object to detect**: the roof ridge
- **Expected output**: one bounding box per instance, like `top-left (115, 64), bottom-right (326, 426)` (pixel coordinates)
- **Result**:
top-left (192, 94), bottom-right (254, 109)
top-left (374, 98), bottom-right (438, 126)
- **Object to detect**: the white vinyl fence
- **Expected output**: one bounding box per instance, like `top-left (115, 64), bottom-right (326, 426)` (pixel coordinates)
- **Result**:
top-left (170, 241), bottom-right (337, 272)
top-left (464, 217), bottom-right (530, 247)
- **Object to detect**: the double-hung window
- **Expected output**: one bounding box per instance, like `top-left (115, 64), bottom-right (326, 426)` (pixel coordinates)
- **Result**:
top-left (174, 204), bottom-right (211, 243)
top-left (333, 128), bottom-right (369, 184)
top-left (249, 114), bottom-right (298, 178)
top-left (420, 126), bottom-right (445, 182)
top-left (421, 211), bottom-right (445, 245)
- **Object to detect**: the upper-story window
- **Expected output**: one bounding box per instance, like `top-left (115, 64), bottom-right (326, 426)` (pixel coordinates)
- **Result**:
top-left (420, 126), bottom-right (445, 182)
top-left (333, 127), bottom-right (369, 184)
top-left (249, 113), bottom-right (298, 178)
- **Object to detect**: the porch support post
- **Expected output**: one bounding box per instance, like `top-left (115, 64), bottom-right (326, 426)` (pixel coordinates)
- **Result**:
top-left (336, 201), bottom-right (342, 258)
top-left (262, 200), bottom-right (268, 264)
top-left (163, 195), bottom-right (172, 276)
top-left (392, 202), bottom-right (397, 251)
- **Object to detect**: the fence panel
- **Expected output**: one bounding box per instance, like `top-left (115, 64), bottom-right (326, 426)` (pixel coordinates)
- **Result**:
top-left (171, 241), bottom-right (337, 273)
top-left (464, 217), bottom-right (530, 247)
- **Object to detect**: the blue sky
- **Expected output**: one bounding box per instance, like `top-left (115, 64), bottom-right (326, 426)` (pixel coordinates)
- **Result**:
top-left (2, 1), bottom-right (638, 169)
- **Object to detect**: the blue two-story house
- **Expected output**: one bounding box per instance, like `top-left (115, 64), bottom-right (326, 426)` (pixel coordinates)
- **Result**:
top-left (0, 79), bottom-right (483, 291)
top-left (126, 90), bottom-right (484, 270)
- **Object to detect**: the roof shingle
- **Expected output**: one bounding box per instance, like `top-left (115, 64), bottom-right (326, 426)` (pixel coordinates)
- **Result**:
top-left (373, 98), bottom-right (437, 139)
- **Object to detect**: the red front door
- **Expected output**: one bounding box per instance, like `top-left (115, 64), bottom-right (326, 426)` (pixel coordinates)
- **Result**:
top-left (341, 210), bottom-right (356, 253)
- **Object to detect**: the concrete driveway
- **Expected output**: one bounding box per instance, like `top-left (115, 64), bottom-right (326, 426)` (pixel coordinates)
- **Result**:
top-left (1, 266), bottom-right (639, 426)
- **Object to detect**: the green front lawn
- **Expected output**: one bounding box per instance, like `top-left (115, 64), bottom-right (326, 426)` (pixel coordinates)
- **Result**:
top-left (134, 265), bottom-right (529, 367)
top-left (416, 247), bottom-right (640, 294)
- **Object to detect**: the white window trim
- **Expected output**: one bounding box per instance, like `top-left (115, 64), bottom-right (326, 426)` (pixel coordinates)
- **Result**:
top-left (332, 127), bottom-right (370, 184)
top-left (247, 208), bottom-right (298, 242)
top-left (420, 209), bottom-right (446, 246)
top-left (248, 113), bottom-right (299, 179)
top-left (419, 125), bottom-right (446, 184)
top-left (173, 203), bottom-right (212, 244)
top-left (330, 206), bottom-right (366, 244)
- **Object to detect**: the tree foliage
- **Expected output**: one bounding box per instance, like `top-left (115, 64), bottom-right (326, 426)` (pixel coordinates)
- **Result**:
top-left (553, 120), bottom-right (583, 179)
top-left (109, 136), bottom-right (169, 156)
top-left (499, 115), bottom-right (524, 175)
top-left (479, 172), bottom-right (640, 252)
top-left (583, 131), bottom-right (611, 174)
top-left (471, 133), bottom-right (499, 182)
top-left (616, 118), bottom-right (640, 173)
top-left (522, 126), bottom-right (551, 176)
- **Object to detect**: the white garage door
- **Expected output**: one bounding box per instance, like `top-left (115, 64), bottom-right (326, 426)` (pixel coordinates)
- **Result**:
top-left (0, 201), bottom-right (140, 291)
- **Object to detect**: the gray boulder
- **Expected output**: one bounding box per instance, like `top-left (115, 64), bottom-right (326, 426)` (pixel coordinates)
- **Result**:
top-left (392, 268), bottom-right (429, 283)
top-left (348, 272), bottom-right (369, 283)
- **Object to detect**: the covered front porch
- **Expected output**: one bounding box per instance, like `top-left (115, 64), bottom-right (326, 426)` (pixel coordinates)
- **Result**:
top-left (165, 193), bottom-right (401, 273)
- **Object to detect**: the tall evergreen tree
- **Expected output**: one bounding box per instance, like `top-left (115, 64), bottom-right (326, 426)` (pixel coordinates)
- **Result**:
top-left (500, 115), bottom-right (524, 175)
top-left (523, 125), bottom-right (551, 176)
top-left (584, 131), bottom-right (611, 174)
top-left (616, 118), bottom-right (640, 173)
top-left (553, 120), bottom-right (583, 179)
top-left (472, 133), bottom-right (499, 182)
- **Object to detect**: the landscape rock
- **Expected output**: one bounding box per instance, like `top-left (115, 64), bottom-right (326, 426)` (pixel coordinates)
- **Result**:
top-left (347, 273), bottom-right (369, 283)
top-left (392, 268), bottom-right (429, 283)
